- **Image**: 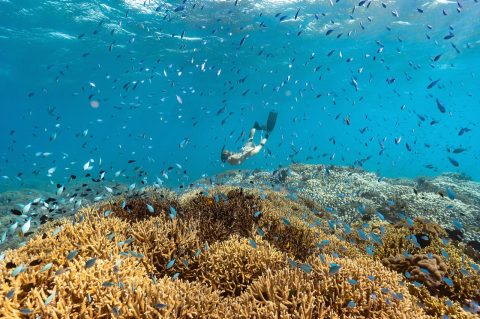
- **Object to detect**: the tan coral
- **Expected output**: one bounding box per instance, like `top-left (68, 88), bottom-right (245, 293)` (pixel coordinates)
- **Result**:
top-left (192, 235), bottom-right (287, 296)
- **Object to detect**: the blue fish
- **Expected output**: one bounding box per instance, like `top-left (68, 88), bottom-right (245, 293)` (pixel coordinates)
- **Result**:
top-left (357, 204), bottom-right (366, 215)
top-left (440, 248), bottom-right (449, 260)
top-left (166, 259), bottom-right (176, 269)
top-left (365, 246), bottom-right (374, 256)
top-left (375, 211), bottom-right (385, 221)
top-left (67, 250), bottom-right (79, 260)
top-left (253, 211), bottom-right (262, 218)
top-left (281, 217), bottom-right (291, 226)
top-left (146, 204), bottom-right (154, 213)
top-left (347, 279), bottom-right (358, 285)
top-left (329, 263), bottom-right (341, 275)
top-left (85, 257), bottom-right (97, 269)
top-left (287, 258), bottom-right (298, 268)
top-left (452, 219), bottom-right (463, 230)
top-left (446, 187), bottom-right (456, 200)
top-left (442, 276), bottom-right (453, 287)
top-left (299, 263), bottom-right (312, 273)
top-left (357, 229), bottom-right (369, 241)
top-left (406, 217), bottom-right (414, 228)
top-left (256, 226), bottom-right (265, 237)
top-left (347, 300), bottom-right (356, 308)
top-left (169, 206), bottom-right (177, 219)
top-left (248, 238), bottom-right (257, 249)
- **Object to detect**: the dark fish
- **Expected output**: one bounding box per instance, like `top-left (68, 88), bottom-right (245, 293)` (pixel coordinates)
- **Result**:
top-left (174, 5), bottom-right (185, 12)
top-left (85, 257), bottom-right (97, 269)
top-left (447, 156), bottom-right (459, 167)
top-left (326, 29), bottom-right (334, 36)
top-left (444, 32), bottom-right (455, 40)
top-left (435, 99), bottom-right (446, 113)
top-left (452, 148), bottom-right (467, 154)
top-left (426, 79), bottom-right (440, 89)
top-left (239, 34), bottom-right (249, 46)
top-left (458, 127), bottom-right (471, 136)
top-left (433, 54), bottom-right (442, 62)
top-left (294, 8), bottom-right (300, 20)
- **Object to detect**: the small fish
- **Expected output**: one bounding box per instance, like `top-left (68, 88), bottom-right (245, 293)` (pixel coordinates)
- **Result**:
top-left (21, 218), bottom-right (31, 234)
top-left (176, 95), bottom-right (183, 105)
top-left (446, 188), bottom-right (456, 200)
top-left (452, 219), bottom-right (463, 230)
top-left (329, 263), bottom-right (341, 275)
top-left (256, 226), bottom-right (265, 237)
top-left (166, 258), bottom-right (176, 269)
top-left (447, 156), bottom-right (459, 167)
top-left (51, 227), bottom-right (62, 236)
top-left (40, 262), bottom-right (53, 273)
top-left (22, 202), bottom-right (32, 214)
top-left (67, 250), bottom-right (79, 260)
top-left (281, 217), bottom-right (291, 226)
top-left (248, 238), bottom-right (257, 249)
top-left (174, 5), bottom-right (185, 12)
top-left (436, 99), bottom-right (446, 113)
top-left (347, 300), bottom-right (356, 308)
top-left (12, 263), bottom-right (27, 277)
top-left (299, 263), bottom-right (312, 273)
top-left (146, 204), bottom-right (155, 213)
top-left (426, 79), bottom-right (440, 89)
top-left (347, 279), bottom-right (358, 285)
top-left (442, 276), bottom-right (453, 287)
top-left (85, 257), bottom-right (97, 269)
top-left (128, 250), bottom-right (144, 259)
top-left (44, 291), bottom-right (56, 305)
top-left (169, 206), bottom-right (177, 219)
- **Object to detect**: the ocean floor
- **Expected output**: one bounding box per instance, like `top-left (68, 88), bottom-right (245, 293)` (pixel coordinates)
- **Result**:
top-left (0, 164), bottom-right (479, 318)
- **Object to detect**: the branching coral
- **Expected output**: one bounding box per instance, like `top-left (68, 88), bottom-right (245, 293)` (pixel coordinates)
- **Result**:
top-left (191, 235), bottom-right (287, 296)
top-left (1, 186), bottom-right (479, 319)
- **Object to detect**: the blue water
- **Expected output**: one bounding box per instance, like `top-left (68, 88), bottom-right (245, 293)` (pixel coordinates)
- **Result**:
top-left (1, 0), bottom-right (480, 192)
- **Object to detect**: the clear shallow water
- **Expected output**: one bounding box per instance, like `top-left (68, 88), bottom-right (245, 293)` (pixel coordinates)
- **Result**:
top-left (1, 0), bottom-right (480, 192)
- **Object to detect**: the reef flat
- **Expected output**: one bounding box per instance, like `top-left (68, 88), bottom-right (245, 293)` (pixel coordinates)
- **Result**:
top-left (0, 164), bottom-right (479, 318)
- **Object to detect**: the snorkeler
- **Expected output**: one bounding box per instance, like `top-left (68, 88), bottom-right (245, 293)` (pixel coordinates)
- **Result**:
top-left (221, 111), bottom-right (278, 165)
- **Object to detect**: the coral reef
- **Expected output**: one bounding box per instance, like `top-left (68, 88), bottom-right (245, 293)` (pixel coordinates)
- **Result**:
top-left (1, 182), bottom-right (479, 318)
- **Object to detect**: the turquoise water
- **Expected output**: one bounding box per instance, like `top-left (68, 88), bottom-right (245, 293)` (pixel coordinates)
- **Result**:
top-left (1, 0), bottom-right (480, 191)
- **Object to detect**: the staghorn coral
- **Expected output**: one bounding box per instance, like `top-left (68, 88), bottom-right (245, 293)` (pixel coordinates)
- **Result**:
top-left (191, 235), bottom-right (287, 296)
top-left (232, 255), bottom-right (432, 319)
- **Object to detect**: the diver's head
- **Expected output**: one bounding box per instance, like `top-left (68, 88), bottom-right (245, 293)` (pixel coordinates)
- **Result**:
top-left (221, 150), bottom-right (231, 163)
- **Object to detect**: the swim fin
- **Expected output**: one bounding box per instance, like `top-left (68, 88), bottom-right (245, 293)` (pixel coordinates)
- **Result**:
top-left (266, 111), bottom-right (277, 133)
top-left (253, 121), bottom-right (266, 131)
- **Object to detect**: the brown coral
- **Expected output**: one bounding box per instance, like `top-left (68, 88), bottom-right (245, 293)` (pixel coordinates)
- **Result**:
top-left (382, 254), bottom-right (447, 290)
